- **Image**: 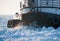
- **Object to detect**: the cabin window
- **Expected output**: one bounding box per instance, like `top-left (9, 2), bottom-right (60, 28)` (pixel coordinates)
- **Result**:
top-left (32, 0), bottom-right (34, 2)
top-left (46, 0), bottom-right (48, 5)
top-left (30, 8), bottom-right (34, 12)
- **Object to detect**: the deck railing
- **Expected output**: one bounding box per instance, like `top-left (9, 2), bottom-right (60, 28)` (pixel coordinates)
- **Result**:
top-left (23, 0), bottom-right (60, 9)
top-left (20, 0), bottom-right (60, 14)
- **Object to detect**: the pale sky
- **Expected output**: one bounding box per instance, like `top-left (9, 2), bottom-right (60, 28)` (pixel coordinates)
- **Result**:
top-left (0, 0), bottom-right (20, 15)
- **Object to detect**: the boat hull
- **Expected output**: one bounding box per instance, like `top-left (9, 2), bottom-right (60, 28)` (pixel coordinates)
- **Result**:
top-left (7, 12), bottom-right (60, 29)
top-left (22, 12), bottom-right (60, 29)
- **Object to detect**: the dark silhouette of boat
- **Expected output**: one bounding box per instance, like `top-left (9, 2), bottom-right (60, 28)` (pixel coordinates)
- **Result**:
top-left (7, 0), bottom-right (60, 29)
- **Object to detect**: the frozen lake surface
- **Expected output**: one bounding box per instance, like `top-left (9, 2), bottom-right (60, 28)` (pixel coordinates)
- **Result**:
top-left (0, 15), bottom-right (60, 41)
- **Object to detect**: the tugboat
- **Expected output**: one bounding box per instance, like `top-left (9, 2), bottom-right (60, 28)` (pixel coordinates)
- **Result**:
top-left (7, 0), bottom-right (60, 29)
